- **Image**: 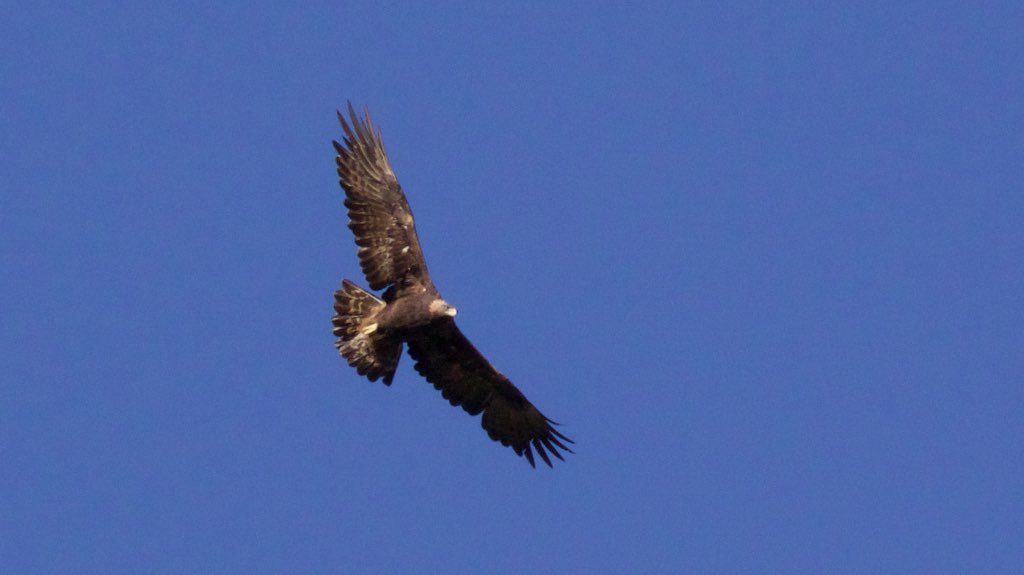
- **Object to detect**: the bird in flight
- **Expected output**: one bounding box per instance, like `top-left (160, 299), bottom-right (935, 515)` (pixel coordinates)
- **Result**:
top-left (331, 103), bottom-right (573, 467)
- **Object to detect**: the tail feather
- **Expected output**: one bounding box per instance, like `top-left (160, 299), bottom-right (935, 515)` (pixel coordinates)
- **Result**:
top-left (333, 279), bottom-right (401, 384)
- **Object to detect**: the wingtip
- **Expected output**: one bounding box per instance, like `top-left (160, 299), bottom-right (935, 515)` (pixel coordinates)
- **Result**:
top-left (363, 104), bottom-right (373, 131)
top-left (524, 448), bottom-right (537, 468)
top-left (512, 418), bottom-right (575, 468)
top-left (533, 439), bottom-right (554, 468)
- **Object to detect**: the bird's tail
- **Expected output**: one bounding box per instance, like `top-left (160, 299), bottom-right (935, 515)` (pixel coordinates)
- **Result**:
top-left (332, 279), bottom-right (401, 384)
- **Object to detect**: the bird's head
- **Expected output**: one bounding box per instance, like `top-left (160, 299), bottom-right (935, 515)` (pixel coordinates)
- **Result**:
top-left (429, 298), bottom-right (458, 318)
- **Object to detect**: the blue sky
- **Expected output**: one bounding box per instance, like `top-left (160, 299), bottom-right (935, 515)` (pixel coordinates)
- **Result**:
top-left (3, 3), bottom-right (1022, 573)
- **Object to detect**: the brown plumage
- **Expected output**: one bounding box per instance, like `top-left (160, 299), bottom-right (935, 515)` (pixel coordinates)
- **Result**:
top-left (331, 103), bottom-right (573, 467)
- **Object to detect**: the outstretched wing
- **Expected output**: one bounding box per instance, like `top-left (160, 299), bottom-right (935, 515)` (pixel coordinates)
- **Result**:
top-left (334, 103), bottom-right (431, 292)
top-left (406, 319), bottom-right (574, 467)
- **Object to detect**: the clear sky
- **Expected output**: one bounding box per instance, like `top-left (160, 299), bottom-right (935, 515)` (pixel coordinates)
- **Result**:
top-left (3, 3), bottom-right (1022, 573)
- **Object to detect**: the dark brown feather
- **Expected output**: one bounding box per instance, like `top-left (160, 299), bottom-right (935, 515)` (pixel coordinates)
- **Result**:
top-left (334, 104), bottom-right (432, 293)
top-left (406, 318), bottom-right (574, 467)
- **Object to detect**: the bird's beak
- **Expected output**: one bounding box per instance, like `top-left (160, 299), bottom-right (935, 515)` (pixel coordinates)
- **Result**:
top-left (445, 306), bottom-right (458, 317)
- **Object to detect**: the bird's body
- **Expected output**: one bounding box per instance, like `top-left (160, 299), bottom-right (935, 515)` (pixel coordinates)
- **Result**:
top-left (379, 290), bottom-right (455, 333)
top-left (331, 104), bottom-right (572, 467)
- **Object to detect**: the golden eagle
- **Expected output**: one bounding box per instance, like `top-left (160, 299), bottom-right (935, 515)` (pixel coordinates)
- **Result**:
top-left (331, 104), bottom-right (573, 467)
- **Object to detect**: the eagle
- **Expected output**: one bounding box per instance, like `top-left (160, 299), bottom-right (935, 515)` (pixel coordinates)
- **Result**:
top-left (331, 104), bottom-right (573, 467)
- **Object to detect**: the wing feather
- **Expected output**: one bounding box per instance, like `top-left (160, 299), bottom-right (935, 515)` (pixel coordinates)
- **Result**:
top-left (334, 103), bottom-right (431, 292)
top-left (406, 319), bottom-right (574, 467)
